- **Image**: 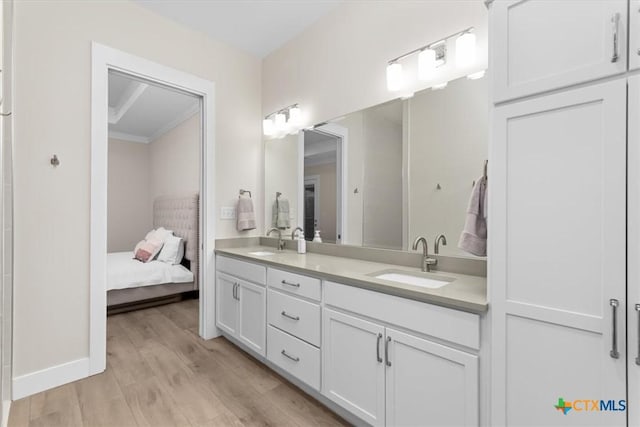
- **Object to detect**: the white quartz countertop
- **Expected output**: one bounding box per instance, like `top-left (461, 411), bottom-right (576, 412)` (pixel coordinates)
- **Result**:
top-left (215, 246), bottom-right (488, 314)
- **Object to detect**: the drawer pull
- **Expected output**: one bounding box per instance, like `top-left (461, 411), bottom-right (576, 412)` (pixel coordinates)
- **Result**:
top-left (385, 336), bottom-right (392, 367)
top-left (281, 311), bottom-right (300, 321)
top-left (636, 304), bottom-right (640, 366)
top-left (610, 299), bottom-right (619, 359)
top-left (281, 349), bottom-right (300, 362)
top-left (281, 280), bottom-right (301, 288)
top-left (611, 13), bottom-right (620, 63)
top-left (376, 333), bottom-right (383, 363)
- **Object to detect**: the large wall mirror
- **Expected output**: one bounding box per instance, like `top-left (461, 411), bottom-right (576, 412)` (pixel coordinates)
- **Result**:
top-left (264, 74), bottom-right (488, 258)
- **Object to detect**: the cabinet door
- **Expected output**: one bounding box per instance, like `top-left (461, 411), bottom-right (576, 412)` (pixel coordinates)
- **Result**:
top-left (385, 328), bottom-right (478, 427)
top-left (631, 1), bottom-right (640, 71)
top-left (492, 0), bottom-right (627, 102)
top-left (322, 308), bottom-right (385, 426)
top-left (491, 79), bottom-right (627, 426)
top-left (628, 74), bottom-right (640, 427)
top-left (237, 280), bottom-right (266, 356)
top-left (215, 272), bottom-right (238, 335)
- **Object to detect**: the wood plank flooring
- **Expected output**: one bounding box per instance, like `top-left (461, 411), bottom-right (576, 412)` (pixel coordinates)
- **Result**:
top-left (8, 300), bottom-right (348, 427)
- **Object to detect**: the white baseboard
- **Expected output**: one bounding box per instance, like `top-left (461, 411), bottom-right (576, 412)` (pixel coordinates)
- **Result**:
top-left (12, 358), bottom-right (89, 400)
top-left (2, 400), bottom-right (10, 427)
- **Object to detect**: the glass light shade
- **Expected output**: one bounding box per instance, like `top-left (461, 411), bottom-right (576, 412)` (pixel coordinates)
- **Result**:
top-left (456, 32), bottom-right (476, 67)
top-left (274, 113), bottom-right (287, 132)
top-left (263, 118), bottom-right (274, 136)
top-left (418, 49), bottom-right (437, 81)
top-left (386, 62), bottom-right (403, 91)
top-left (288, 106), bottom-right (301, 126)
top-left (467, 70), bottom-right (486, 80)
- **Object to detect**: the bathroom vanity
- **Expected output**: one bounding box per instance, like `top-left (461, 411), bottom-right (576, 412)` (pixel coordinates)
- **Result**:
top-left (214, 246), bottom-right (487, 426)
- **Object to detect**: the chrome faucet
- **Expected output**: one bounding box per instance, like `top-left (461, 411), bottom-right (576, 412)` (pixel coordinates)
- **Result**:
top-left (412, 236), bottom-right (437, 272)
top-left (291, 226), bottom-right (304, 240)
top-left (434, 234), bottom-right (447, 255)
top-left (267, 228), bottom-right (285, 251)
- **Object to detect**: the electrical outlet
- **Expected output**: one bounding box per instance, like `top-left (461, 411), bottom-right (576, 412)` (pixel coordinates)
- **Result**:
top-left (220, 206), bottom-right (236, 220)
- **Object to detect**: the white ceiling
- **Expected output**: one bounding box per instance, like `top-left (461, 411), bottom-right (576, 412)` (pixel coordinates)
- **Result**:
top-left (133, 0), bottom-right (343, 58)
top-left (304, 129), bottom-right (337, 167)
top-left (108, 72), bottom-right (200, 143)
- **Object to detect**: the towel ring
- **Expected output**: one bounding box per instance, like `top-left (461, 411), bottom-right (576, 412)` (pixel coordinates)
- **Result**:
top-left (239, 189), bottom-right (252, 198)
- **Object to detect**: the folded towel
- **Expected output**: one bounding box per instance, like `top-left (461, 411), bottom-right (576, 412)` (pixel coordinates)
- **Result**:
top-left (236, 197), bottom-right (256, 231)
top-left (272, 198), bottom-right (290, 229)
top-left (458, 176), bottom-right (487, 256)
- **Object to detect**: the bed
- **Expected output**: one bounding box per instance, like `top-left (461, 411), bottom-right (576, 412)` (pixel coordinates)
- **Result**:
top-left (107, 193), bottom-right (199, 310)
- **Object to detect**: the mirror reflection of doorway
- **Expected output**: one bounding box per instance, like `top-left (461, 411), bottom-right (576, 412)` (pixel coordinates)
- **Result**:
top-left (303, 129), bottom-right (341, 244)
top-left (304, 176), bottom-right (320, 241)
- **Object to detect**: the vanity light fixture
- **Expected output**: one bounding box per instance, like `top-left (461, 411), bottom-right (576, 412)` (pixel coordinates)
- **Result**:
top-left (263, 103), bottom-right (303, 138)
top-left (386, 26), bottom-right (476, 92)
top-left (432, 82), bottom-right (448, 90)
top-left (455, 31), bottom-right (476, 67)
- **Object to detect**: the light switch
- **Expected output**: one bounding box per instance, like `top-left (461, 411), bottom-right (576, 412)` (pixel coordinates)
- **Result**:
top-left (220, 206), bottom-right (236, 220)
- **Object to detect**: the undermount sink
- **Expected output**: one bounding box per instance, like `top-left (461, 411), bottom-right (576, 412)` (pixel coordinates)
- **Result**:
top-left (248, 251), bottom-right (276, 256)
top-left (369, 269), bottom-right (454, 289)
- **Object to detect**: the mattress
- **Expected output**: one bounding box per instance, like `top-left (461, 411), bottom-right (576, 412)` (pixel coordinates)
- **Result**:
top-left (107, 251), bottom-right (194, 291)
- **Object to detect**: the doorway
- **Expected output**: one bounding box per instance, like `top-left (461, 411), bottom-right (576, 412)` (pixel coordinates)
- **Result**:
top-left (90, 43), bottom-right (217, 377)
top-left (304, 176), bottom-right (320, 240)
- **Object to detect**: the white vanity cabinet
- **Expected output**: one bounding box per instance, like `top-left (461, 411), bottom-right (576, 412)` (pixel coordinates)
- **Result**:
top-left (215, 256), bottom-right (267, 356)
top-left (492, 0), bottom-right (627, 102)
top-left (323, 281), bottom-right (480, 427)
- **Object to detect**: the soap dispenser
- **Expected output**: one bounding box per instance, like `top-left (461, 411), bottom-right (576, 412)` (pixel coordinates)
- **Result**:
top-left (313, 230), bottom-right (322, 243)
top-left (297, 232), bottom-right (306, 254)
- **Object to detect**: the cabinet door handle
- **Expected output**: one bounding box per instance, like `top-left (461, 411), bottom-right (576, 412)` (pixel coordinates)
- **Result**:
top-left (232, 283), bottom-right (237, 300)
top-left (281, 349), bottom-right (300, 362)
top-left (385, 336), bottom-right (392, 367)
top-left (281, 311), bottom-right (300, 321)
top-left (610, 299), bottom-right (619, 359)
top-left (611, 13), bottom-right (620, 63)
top-left (281, 280), bottom-right (301, 288)
top-left (635, 304), bottom-right (640, 366)
top-left (376, 333), bottom-right (383, 363)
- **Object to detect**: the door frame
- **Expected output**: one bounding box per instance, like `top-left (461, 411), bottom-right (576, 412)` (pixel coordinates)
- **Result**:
top-left (304, 175), bottom-right (321, 236)
top-left (298, 123), bottom-right (348, 244)
top-left (90, 43), bottom-right (217, 376)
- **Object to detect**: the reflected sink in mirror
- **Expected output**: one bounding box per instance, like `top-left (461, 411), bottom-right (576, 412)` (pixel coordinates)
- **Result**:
top-left (248, 251), bottom-right (276, 256)
top-left (369, 269), bottom-right (454, 289)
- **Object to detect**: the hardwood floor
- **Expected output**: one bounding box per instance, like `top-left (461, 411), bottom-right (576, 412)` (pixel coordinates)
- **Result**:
top-left (8, 300), bottom-right (348, 427)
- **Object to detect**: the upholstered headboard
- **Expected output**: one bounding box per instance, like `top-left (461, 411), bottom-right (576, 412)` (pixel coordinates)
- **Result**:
top-left (153, 193), bottom-right (199, 288)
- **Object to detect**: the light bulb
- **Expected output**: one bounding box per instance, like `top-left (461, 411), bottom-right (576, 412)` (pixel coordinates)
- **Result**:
top-left (386, 62), bottom-right (403, 91)
top-left (456, 32), bottom-right (476, 67)
top-left (263, 118), bottom-right (274, 136)
top-left (418, 49), bottom-right (436, 81)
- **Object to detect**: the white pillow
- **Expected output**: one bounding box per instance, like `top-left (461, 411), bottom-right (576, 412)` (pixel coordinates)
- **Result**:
top-left (157, 234), bottom-right (185, 265)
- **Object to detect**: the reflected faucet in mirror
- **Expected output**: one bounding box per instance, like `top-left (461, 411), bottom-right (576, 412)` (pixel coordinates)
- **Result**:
top-left (291, 226), bottom-right (304, 240)
top-left (267, 227), bottom-right (285, 251)
top-left (412, 236), bottom-right (437, 272)
top-left (434, 234), bottom-right (447, 255)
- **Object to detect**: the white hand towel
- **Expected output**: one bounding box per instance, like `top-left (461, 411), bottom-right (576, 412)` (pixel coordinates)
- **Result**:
top-left (272, 198), bottom-right (290, 229)
top-left (236, 197), bottom-right (256, 231)
top-left (458, 176), bottom-right (487, 256)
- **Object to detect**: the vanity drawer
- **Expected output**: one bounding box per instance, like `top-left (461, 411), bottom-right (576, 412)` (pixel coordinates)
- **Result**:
top-left (267, 325), bottom-right (320, 390)
top-left (216, 255), bottom-right (266, 285)
top-left (324, 281), bottom-right (480, 350)
top-left (267, 268), bottom-right (321, 301)
top-left (268, 289), bottom-right (320, 347)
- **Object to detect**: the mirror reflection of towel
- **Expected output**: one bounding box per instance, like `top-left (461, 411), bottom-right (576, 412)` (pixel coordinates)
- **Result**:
top-left (236, 197), bottom-right (256, 231)
top-left (458, 176), bottom-right (487, 256)
top-left (272, 198), bottom-right (290, 229)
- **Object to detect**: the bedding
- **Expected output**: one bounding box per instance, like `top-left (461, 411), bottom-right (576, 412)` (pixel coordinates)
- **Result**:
top-left (107, 251), bottom-right (194, 291)
top-left (157, 235), bottom-right (184, 265)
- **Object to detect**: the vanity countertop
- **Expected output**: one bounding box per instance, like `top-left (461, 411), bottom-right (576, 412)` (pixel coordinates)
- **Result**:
top-left (215, 246), bottom-right (487, 314)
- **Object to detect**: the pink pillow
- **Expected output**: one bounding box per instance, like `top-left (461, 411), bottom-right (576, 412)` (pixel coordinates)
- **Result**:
top-left (133, 238), bottom-right (164, 263)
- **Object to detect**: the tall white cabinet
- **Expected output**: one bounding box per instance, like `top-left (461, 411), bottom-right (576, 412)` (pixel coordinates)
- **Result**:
top-left (490, 1), bottom-right (635, 426)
